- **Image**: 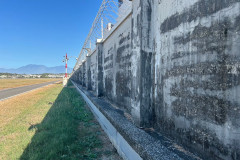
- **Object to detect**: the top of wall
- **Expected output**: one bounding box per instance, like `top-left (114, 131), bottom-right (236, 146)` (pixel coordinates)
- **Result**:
top-left (103, 1), bottom-right (132, 42)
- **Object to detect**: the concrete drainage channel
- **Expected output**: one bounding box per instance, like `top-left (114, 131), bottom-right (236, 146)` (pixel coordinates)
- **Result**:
top-left (72, 81), bottom-right (199, 160)
top-left (72, 81), bottom-right (142, 160)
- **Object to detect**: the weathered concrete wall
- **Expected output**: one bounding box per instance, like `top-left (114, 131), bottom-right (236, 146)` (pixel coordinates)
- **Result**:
top-left (102, 14), bottom-right (133, 113)
top-left (71, 0), bottom-right (240, 159)
top-left (148, 0), bottom-right (240, 159)
top-left (130, 0), bottom-right (141, 126)
top-left (75, 65), bottom-right (83, 86)
top-left (97, 42), bottom-right (104, 97)
top-left (82, 60), bottom-right (86, 87)
top-left (89, 50), bottom-right (98, 92)
top-left (86, 55), bottom-right (92, 90)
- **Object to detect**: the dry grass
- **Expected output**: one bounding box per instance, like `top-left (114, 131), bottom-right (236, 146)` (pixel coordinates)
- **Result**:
top-left (0, 83), bottom-right (61, 160)
top-left (0, 84), bottom-right (57, 129)
top-left (0, 78), bottom-right (61, 90)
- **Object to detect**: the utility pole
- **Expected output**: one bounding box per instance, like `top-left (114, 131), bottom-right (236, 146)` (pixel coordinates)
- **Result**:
top-left (63, 53), bottom-right (69, 78)
top-left (62, 53), bottom-right (69, 87)
top-left (62, 53), bottom-right (78, 81)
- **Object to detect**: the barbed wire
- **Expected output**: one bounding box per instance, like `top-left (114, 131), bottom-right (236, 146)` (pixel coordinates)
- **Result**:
top-left (74, 0), bottom-right (132, 71)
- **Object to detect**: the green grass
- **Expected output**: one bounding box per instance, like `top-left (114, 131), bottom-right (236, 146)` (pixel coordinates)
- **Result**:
top-left (20, 82), bottom-right (103, 160)
top-left (0, 81), bottom-right (105, 160)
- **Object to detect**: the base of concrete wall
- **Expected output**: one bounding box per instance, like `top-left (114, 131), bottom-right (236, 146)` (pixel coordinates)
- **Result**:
top-left (72, 80), bottom-right (142, 160)
top-left (71, 80), bottom-right (200, 160)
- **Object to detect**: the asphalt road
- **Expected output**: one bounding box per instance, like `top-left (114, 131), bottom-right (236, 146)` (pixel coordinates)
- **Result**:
top-left (0, 81), bottom-right (59, 101)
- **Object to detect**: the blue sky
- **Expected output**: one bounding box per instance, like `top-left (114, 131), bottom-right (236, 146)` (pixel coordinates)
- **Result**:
top-left (0, 0), bottom-right (102, 69)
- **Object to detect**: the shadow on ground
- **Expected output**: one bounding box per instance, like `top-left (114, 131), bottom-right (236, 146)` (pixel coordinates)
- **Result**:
top-left (20, 82), bottom-right (120, 160)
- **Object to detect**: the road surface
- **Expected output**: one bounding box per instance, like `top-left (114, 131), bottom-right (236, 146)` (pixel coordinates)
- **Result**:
top-left (0, 81), bottom-right (59, 101)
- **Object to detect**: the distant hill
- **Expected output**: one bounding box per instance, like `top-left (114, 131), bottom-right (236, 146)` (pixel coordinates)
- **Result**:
top-left (0, 64), bottom-right (73, 74)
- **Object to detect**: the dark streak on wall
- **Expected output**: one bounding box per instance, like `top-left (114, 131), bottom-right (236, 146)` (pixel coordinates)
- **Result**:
top-left (115, 72), bottom-right (131, 113)
top-left (97, 43), bottom-right (104, 97)
top-left (115, 31), bottom-right (132, 113)
top-left (160, 0), bottom-right (240, 33)
top-left (82, 62), bottom-right (86, 87)
top-left (140, 50), bottom-right (153, 127)
top-left (104, 76), bottom-right (113, 100)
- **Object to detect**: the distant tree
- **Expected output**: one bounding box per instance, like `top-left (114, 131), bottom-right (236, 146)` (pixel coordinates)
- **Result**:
top-left (40, 73), bottom-right (49, 78)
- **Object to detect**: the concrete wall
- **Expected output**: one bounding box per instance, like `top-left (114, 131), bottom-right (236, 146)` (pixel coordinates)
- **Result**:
top-left (89, 50), bottom-right (98, 92)
top-left (151, 1), bottom-right (240, 159)
top-left (71, 0), bottom-right (240, 159)
top-left (102, 14), bottom-right (133, 112)
top-left (82, 60), bottom-right (86, 87)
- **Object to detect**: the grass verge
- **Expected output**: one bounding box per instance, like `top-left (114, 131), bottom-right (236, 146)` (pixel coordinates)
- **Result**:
top-left (0, 81), bottom-right (120, 160)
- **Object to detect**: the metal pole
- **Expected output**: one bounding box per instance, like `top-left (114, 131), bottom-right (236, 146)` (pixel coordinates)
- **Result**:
top-left (65, 53), bottom-right (68, 78)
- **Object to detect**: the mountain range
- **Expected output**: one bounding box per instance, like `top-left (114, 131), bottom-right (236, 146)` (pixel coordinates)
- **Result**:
top-left (0, 64), bottom-right (73, 74)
